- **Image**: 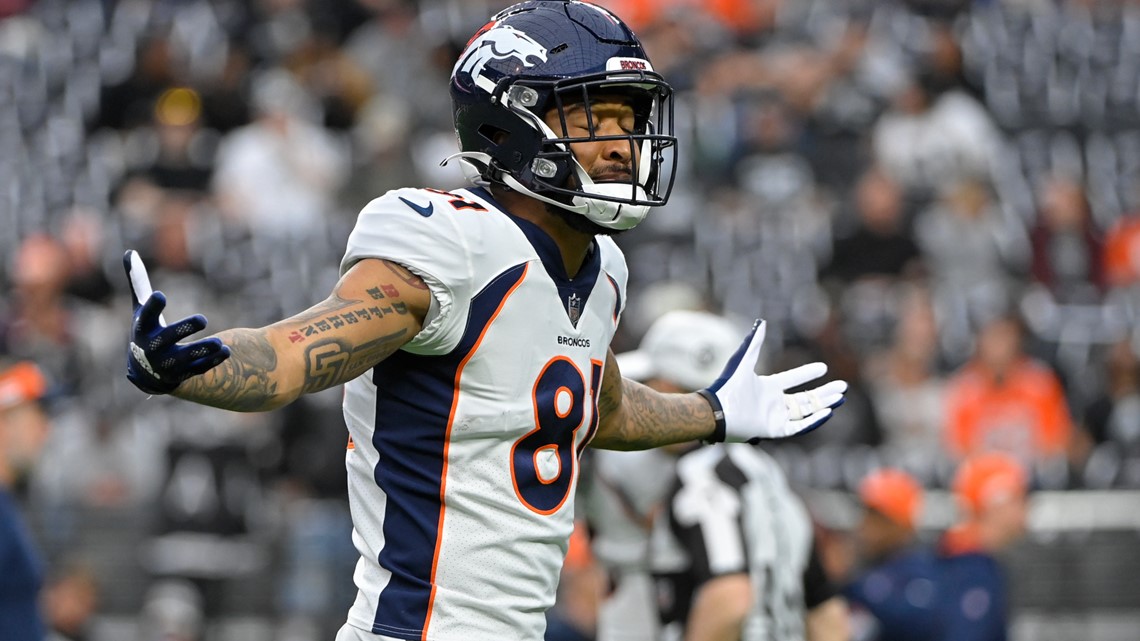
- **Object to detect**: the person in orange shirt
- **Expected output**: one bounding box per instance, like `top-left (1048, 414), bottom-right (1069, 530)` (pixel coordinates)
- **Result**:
top-left (1105, 213), bottom-right (1140, 288)
top-left (944, 313), bottom-right (1072, 463)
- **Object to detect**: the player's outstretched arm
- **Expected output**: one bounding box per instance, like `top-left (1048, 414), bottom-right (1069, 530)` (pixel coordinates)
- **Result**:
top-left (590, 348), bottom-right (715, 450)
top-left (591, 320), bottom-right (848, 450)
top-left (125, 251), bottom-right (429, 412)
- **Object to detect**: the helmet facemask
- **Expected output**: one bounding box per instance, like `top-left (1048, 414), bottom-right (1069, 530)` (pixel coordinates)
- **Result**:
top-left (497, 72), bottom-right (677, 230)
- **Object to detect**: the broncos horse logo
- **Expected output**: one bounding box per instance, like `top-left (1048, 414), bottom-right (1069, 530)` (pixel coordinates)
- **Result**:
top-left (455, 24), bottom-right (549, 85)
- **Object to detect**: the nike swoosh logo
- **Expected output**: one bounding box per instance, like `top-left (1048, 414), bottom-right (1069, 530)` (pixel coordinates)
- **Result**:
top-left (398, 196), bottom-right (434, 217)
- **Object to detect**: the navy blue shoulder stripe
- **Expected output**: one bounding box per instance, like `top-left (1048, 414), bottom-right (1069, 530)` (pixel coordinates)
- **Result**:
top-left (367, 262), bottom-right (529, 637)
top-left (605, 273), bottom-right (622, 322)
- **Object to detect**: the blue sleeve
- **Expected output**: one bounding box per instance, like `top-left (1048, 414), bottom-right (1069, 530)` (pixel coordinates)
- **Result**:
top-left (842, 550), bottom-right (944, 641)
top-left (0, 494), bottom-right (46, 641)
top-left (937, 555), bottom-right (1008, 641)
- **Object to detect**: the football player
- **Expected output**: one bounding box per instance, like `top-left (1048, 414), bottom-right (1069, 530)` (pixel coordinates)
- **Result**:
top-left (123, 3), bottom-right (847, 640)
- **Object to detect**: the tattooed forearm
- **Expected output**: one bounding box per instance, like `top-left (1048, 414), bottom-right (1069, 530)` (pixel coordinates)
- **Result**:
top-left (615, 380), bottom-right (714, 449)
top-left (290, 294), bottom-right (365, 325)
top-left (175, 328), bottom-right (281, 412)
top-left (301, 330), bottom-right (409, 394)
top-left (592, 374), bottom-right (715, 451)
top-left (285, 294), bottom-right (410, 344)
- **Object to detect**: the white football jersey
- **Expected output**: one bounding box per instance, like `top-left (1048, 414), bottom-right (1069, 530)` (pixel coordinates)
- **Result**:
top-left (337, 186), bottom-right (626, 640)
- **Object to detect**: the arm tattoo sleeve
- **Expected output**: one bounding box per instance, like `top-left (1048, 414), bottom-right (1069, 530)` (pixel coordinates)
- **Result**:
top-left (610, 379), bottom-right (714, 450)
top-left (175, 328), bottom-right (280, 412)
top-left (301, 330), bottom-right (408, 394)
top-left (593, 354), bottom-right (715, 450)
top-left (173, 269), bottom-right (419, 412)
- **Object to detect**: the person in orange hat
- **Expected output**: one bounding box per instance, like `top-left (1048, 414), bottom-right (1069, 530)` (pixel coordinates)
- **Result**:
top-left (0, 360), bottom-right (52, 639)
top-left (855, 469), bottom-right (924, 564)
top-left (943, 452), bottom-right (1029, 557)
top-left (936, 453), bottom-right (1029, 641)
top-left (843, 469), bottom-right (941, 641)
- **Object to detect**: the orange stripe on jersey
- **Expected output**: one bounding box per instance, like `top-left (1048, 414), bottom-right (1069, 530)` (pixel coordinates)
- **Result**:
top-left (511, 356), bottom-right (586, 516)
top-left (421, 263), bottom-right (529, 640)
top-left (346, 435), bottom-right (355, 450)
top-left (578, 358), bottom-right (606, 451)
top-left (605, 273), bottom-right (622, 323)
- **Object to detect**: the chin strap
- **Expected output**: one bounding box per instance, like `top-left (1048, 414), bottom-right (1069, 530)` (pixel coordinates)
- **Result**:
top-left (442, 146), bottom-right (651, 231)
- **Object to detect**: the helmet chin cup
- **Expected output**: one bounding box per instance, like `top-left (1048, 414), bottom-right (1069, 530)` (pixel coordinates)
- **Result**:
top-left (576, 182), bottom-right (650, 230)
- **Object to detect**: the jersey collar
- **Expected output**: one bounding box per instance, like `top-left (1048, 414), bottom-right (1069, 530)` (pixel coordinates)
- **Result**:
top-left (469, 187), bottom-right (602, 327)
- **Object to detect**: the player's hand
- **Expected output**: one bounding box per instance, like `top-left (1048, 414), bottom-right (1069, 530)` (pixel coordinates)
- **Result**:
top-left (699, 320), bottom-right (847, 443)
top-left (124, 250), bottom-right (230, 395)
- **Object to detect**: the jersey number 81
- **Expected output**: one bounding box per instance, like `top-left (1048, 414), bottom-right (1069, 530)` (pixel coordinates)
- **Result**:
top-left (510, 357), bottom-right (602, 515)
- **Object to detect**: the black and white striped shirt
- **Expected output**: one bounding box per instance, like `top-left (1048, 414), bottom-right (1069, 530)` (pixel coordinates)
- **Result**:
top-left (651, 444), bottom-right (834, 641)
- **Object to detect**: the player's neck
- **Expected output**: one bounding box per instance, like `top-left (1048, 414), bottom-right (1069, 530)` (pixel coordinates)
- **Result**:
top-left (492, 186), bottom-right (594, 278)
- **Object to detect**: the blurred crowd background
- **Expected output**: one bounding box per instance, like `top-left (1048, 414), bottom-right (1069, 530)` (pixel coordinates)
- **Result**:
top-left (1, 0), bottom-right (1139, 639)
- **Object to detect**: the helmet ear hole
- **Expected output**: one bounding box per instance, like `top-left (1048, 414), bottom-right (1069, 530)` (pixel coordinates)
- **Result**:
top-left (479, 124), bottom-right (511, 146)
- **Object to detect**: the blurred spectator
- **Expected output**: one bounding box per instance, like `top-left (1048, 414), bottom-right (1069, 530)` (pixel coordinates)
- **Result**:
top-left (1081, 338), bottom-right (1140, 456)
top-left (0, 360), bottom-right (51, 640)
top-left (341, 93), bottom-right (419, 208)
top-left (913, 179), bottom-right (1030, 356)
top-left (843, 469), bottom-right (941, 641)
top-left (1029, 175), bottom-right (1104, 304)
top-left (915, 179), bottom-right (1029, 298)
top-left (283, 33), bottom-right (373, 131)
top-left (99, 35), bottom-right (182, 131)
top-left (801, 18), bottom-right (909, 194)
top-left (211, 67), bottom-right (348, 238)
top-left (872, 68), bottom-right (1001, 198)
top-left (789, 307), bottom-right (884, 452)
top-left (864, 285), bottom-right (947, 472)
top-left (916, 20), bottom-right (980, 100)
top-left (851, 469), bottom-right (925, 569)
top-left (0, 235), bottom-right (93, 396)
top-left (598, 0), bottom-right (780, 39)
top-left (136, 578), bottom-right (205, 641)
top-left (938, 453), bottom-right (1029, 641)
top-left (35, 404), bottom-right (163, 513)
top-left (114, 86), bottom-right (219, 279)
top-left (43, 561), bottom-right (100, 641)
top-left (944, 312), bottom-right (1073, 464)
top-left (822, 167), bottom-right (921, 286)
top-left (144, 87), bottom-right (215, 195)
top-left (140, 409), bottom-right (272, 621)
top-left (58, 207), bottom-right (115, 305)
top-left (343, 0), bottom-right (453, 132)
top-left (1103, 210), bottom-right (1140, 289)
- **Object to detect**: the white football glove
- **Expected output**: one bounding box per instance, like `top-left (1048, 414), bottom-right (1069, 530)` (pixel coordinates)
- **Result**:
top-left (697, 320), bottom-right (847, 443)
